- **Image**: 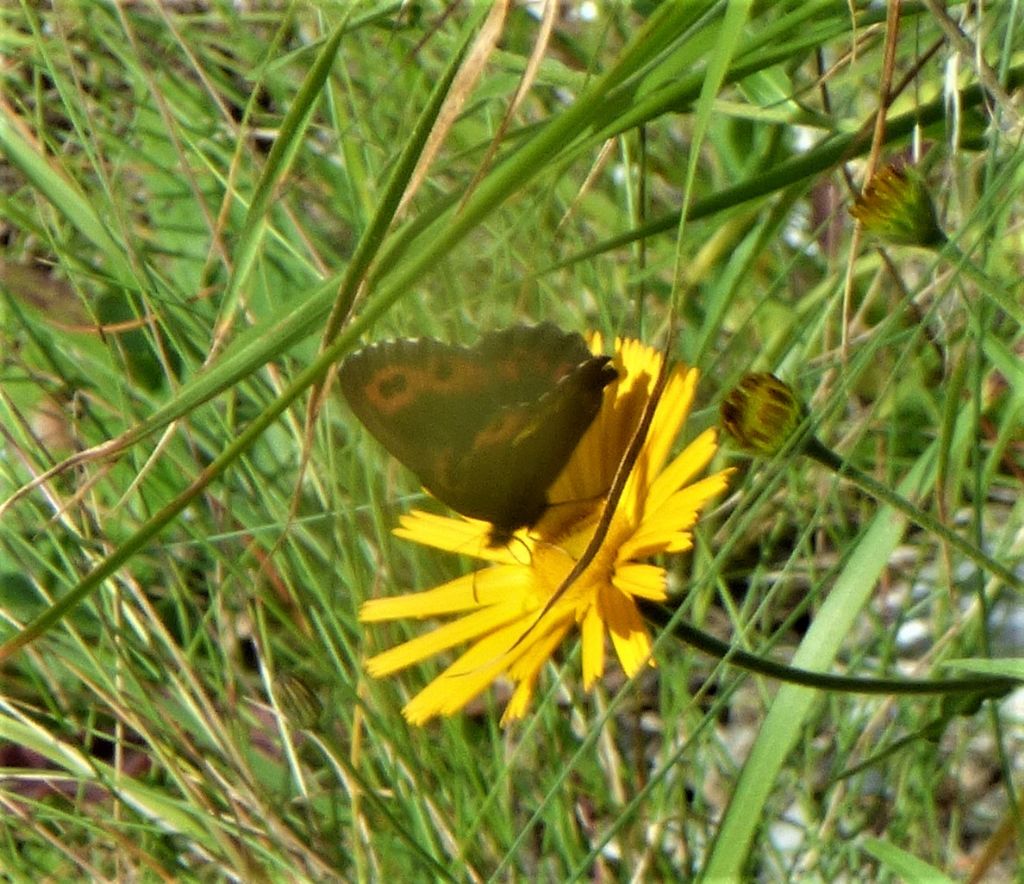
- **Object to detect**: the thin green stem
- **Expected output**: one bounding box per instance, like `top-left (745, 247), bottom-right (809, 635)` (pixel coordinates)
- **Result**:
top-left (943, 242), bottom-right (1024, 328)
top-left (642, 601), bottom-right (1018, 698)
top-left (803, 437), bottom-right (1023, 593)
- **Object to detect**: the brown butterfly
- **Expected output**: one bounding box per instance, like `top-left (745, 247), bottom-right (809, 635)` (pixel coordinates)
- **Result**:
top-left (339, 323), bottom-right (617, 545)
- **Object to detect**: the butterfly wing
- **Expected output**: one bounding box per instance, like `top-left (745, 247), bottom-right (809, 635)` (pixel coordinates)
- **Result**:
top-left (443, 353), bottom-right (616, 537)
top-left (471, 323), bottom-right (598, 401)
top-left (338, 335), bottom-right (488, 482)
top-left (339, 323), bottom-right (617, 537)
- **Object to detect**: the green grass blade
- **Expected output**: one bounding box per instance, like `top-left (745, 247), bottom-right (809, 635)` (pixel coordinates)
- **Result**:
top-left (700, 443), bottom-right (939, 880)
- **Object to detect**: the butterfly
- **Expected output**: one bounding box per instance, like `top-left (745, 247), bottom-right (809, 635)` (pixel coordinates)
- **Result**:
top-left (339, 323), bottom-right (618, 546)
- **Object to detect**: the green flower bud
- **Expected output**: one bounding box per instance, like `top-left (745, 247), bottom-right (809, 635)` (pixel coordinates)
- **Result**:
top-left (850, 164), bottom-right (946, 248)
top-left (720, 373), bottom-right (806, 457)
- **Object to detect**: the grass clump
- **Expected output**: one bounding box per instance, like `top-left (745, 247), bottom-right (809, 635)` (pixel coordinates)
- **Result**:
top-left (0, 3), bottom-right (1021, 880)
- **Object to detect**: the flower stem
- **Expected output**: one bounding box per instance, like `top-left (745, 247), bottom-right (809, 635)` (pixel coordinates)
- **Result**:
top-left (942, 242), bottom-right (1024, 328)
top-left (642, 601), bottom-right (1018, 699)
top-left (802, 436), bottom-right (1023, 593)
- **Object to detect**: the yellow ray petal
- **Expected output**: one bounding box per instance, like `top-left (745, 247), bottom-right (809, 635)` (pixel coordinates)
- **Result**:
top-left (365, 603), bottom-right (523, 676)
top-left (601, 587), bottom-right (653, 676)
top-left (642, 367), bottom-right (698, 476)
top-left (360, 565), bottom-right (531, 621)
top-left (580, 604), bottom-right (605, 688)
top-left (612, 562), bottom-right (668, 600)
top-left (403, 653), bottom-right (507, 725)
top-left (504, 625), bottom-right (570, 705)
top-left (394, 510), bottom-right (523, 563)
top-left (646, 428), bottom-right (722, 512)
top-left (621, 471), bottom-right (732, 560)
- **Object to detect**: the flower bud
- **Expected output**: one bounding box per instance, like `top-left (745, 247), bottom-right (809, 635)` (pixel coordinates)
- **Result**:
top-left (720, 373), bottom-right (806, 457)
top-left (850, 164), bottom-right (946, 248)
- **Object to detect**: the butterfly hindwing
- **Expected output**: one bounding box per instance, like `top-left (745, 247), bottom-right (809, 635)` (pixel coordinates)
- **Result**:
top-left (339, 335), bottom-right (490, 471)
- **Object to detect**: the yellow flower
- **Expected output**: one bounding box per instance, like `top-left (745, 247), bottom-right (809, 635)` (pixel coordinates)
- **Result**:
top-left (359, 337), bottom-right (733, 725)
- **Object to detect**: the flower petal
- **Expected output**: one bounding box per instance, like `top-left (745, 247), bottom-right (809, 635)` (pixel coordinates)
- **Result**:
top-left (642, 366), bottom-right (698, 477)
top-left (402, 653), bottom-right (506, 724)
top-left (621, 470), bottom-right (733, 560)
top-left (365, 603), bottom-right (523, 676)
top-left (394, 510), bottom-right (523, 563)
top-left (360, 565), bottom-right (531, 621)
top-left (646, 428), bottom-right (721, 513)
top-left (601, 585), bottom-right (654, 676)
top-left (502, 626), bottom-right (571, 723)
top-left (612, 562), bottom-right (667, 600)
top-left (580, 604), bottom-right (606, 688)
